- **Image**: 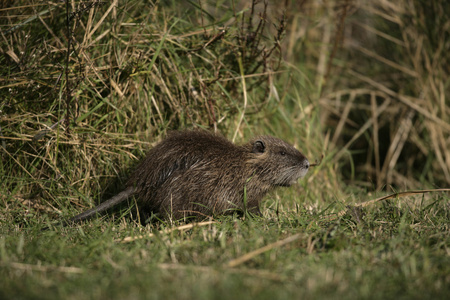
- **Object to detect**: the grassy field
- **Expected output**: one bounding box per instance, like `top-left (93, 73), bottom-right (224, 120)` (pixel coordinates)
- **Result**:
top-left (1, 191), bottom-right (449, 299)
top-left (1, 0), bottom-right (449, 299)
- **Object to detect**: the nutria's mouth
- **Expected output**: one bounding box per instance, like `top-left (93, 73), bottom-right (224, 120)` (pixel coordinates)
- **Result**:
top-left (276, 166), bottom-right (309, 187)
top-left (298, 166), bottom-right (309, 178)
top-left (277, 155), bottom-right (322, 187)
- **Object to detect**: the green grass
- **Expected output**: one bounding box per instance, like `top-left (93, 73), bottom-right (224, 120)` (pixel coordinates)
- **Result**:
top-left (1, 193), bottom-right (449, 300)
top-left (1, 0), bottom-right (449, 299)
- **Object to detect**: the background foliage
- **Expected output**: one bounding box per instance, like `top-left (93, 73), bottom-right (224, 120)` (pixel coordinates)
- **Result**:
top-left (1, 0), bottom-right (449, 299)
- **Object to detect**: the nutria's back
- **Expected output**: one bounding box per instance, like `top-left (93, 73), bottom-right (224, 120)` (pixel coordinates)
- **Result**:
top-left (126, 130), bottom-right (309, 219)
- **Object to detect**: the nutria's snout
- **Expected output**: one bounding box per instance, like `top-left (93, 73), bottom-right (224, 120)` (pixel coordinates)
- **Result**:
top-left (304, 159), bottom-right (310, 170)
top-left (304, 160), bottom-right (310, 171)
top-left (297, 157), bottom-right (310, 179)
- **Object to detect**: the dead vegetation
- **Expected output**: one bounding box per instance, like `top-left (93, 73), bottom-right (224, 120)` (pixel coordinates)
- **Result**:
top-left (0, 0), bottom-right (448, 220)
top-left (305, 0), bottom-right (450, 188)
top-left (1, 0), bottom-right (292, 215)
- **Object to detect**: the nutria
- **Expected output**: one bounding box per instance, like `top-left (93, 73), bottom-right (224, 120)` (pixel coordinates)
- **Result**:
top-left (64, 130), bottom-right (309, 224)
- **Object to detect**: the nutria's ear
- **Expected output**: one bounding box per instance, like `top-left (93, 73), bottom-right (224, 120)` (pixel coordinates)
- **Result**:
top-left (252, 140), bottom-right (266, 154)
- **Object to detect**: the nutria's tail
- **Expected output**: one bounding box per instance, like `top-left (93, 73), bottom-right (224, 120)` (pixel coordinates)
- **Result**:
top-left (42, 186), bottom-right (136, 230)
top-left (67, 186), bottom-right (136, 224)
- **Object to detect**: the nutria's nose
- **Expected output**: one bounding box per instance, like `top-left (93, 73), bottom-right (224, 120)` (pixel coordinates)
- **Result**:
top-left (304, 159), bottom-right (310, 169)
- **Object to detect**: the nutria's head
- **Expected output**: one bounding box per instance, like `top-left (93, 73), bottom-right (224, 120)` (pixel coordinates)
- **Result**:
top-left (246, 136), bottom-right (309, 187)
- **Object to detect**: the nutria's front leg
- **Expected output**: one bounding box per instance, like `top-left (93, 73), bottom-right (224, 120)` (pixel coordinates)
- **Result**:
top-left (247, 206), bottom-right (262, 216)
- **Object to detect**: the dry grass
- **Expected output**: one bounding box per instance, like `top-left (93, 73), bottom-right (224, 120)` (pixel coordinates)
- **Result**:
top-left (1, 0), bottom-right (447, 229)
top-left (1, 0), bottom-right (303, 221)
top-left (285, 0), bottom-right (450, 189)
top-left (0, 1), bottom-right (447, 224)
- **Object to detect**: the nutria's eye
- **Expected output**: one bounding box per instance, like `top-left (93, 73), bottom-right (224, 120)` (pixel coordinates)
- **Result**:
top-left (279, 151), bottom-right (286, 156)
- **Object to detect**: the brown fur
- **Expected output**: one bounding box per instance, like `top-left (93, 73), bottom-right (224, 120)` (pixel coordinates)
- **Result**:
top-left (67, 130), bottom-right (309, 224)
